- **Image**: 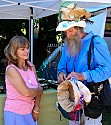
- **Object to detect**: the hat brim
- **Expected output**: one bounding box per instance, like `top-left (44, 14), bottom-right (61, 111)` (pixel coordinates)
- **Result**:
top-left (57, 80), bottom-right (91, 112)
top-left (56, 20), bottom-right (86, 31)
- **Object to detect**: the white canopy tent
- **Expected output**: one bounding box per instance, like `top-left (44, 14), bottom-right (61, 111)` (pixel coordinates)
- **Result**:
top-left (0, 0), bottom-right (111, 62)
top-left (1, 0), bottom-right (111, 19)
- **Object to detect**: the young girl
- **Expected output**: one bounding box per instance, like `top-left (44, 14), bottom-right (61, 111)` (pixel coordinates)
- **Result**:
top-left (4, 36), bottom-right (43, 125)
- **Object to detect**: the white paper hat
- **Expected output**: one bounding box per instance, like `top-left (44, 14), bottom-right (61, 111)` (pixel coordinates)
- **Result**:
top-left (56, 20), bottom-right (86, 31)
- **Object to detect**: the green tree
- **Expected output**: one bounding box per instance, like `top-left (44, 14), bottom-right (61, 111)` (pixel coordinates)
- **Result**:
top-left (0, 19), bottom-right (29, 70)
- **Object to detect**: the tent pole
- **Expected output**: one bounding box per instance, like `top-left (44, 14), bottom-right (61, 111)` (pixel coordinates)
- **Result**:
top-left (30, 7), bottom-right (33, 63)
top-left (30, 18), bottom-right (33, 63)
top-left (29, 19), bottom-right (31, 60)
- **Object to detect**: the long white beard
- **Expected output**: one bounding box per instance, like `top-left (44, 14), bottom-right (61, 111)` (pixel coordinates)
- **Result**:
top-left (65, 34), bottom-right (82, 57)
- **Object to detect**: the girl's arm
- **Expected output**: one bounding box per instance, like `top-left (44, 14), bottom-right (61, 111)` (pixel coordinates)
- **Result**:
top-left (32, 64), bottom-right (43, 121)
top-left (6, 66), bottom-right (40, 97)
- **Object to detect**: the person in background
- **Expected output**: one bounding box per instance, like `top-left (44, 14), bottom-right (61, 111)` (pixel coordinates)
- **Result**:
top-left (4, 36), bottom-right (43, 125)
top-left (56, 2), bottom-right (111, 125)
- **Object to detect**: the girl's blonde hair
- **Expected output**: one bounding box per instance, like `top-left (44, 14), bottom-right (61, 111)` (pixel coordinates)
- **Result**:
top-left (4, 36), bottom-right (31, 68)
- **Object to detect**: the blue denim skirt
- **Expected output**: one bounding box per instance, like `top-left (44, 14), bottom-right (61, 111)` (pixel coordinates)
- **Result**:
top-left (4, 111), bottom-right (37, 125)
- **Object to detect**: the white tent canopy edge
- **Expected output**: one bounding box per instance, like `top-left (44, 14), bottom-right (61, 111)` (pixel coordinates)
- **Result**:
top-left (1, 0), bottom-right (111, 19)
top-left (63, 0), bottom-right (111, 3)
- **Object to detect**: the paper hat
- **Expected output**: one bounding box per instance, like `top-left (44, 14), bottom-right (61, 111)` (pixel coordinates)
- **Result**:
top-left (56, 20), bottom-right (86, 31)
top-left (56, 2), bottom-right (91, 31)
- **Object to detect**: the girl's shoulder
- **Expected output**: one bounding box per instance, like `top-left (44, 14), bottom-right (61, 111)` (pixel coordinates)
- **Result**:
top-left (27, 61), bottom-right (34, 67)
top-left (6, 64), bottom-right (20, 76)
top-left (27, 61), bottom-right (35, 71)
top-left (6, 64), bottom-right (18, 71)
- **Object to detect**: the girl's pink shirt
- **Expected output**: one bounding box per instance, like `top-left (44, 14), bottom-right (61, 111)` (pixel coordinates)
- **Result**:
top-left (4, 62), bottom-right (39, 114)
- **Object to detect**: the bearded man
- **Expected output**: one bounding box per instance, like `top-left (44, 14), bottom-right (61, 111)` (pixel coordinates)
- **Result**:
top-left (56, 3), bottom-right (111, 125)
top-left (65, 26), bottom-right (82, 57)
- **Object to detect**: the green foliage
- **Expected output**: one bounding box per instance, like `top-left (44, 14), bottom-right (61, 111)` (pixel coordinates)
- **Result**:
top-left (33, 14), bottom-right (59, 70)
top-left (0, 14), bottom-right (59, 71)
top-left (39, 14), bottom-right (58, 43)
top-left (0, 19), bottom-right (29, 40)
top-left (0, 19), bottom-right (29, 61)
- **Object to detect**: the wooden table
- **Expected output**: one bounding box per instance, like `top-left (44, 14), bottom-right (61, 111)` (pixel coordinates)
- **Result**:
top-left (0, 89), bottom-right (68, 125)
top-left (0, 94), bottom-right (6, 125)
top-left (1, 89), bottom-right (111, 125)
top-left (38, 88), bottom-right (68, 125)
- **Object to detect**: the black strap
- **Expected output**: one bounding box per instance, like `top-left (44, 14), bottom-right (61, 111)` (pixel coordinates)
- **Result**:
top-left (87, 35), bottom-right (98, 70)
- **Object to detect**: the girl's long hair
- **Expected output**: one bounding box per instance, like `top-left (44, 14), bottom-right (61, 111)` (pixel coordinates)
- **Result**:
top-left (4, 36), bottom-right (31, 69)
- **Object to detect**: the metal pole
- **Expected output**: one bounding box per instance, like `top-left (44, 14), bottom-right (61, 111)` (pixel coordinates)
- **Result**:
top-left (30, 7), bottom-right (33, 63)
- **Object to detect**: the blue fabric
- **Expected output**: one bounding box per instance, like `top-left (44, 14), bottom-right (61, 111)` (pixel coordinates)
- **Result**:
top-left (4, 111), bottom-right (36, 125)
top-left (57, 31), bottom-right (111, 85)
top-left (44, 66), bottom-right (57, 80)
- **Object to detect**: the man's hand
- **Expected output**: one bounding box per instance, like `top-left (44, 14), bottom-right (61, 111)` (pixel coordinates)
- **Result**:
top-left (58, 72), bottom-right (66, 83)
top-left (66, 72), bottom-right (84, 81)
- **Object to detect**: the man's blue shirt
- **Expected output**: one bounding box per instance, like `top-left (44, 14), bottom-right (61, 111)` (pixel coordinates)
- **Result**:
top-left (57, 31), bottom-right (111, 84)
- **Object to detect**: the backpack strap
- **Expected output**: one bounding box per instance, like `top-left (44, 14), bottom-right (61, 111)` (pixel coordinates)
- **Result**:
top-left (87, 35), bottom-right (98, 70)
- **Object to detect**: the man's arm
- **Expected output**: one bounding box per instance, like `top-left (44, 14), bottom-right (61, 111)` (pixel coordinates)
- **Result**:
top-left (57, 45), bottom-right (67, 83)
top-left (82, 37), bottom-right (111, 82)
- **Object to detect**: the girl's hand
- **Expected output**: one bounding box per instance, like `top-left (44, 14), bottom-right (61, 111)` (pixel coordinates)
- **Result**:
top-left (32, 110), bottom-right (39, 121)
